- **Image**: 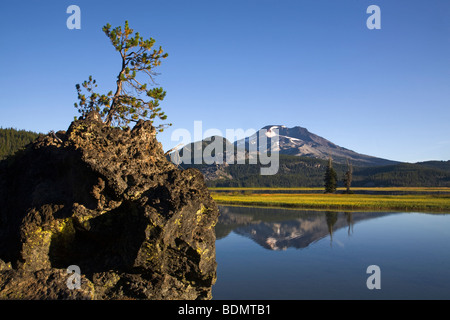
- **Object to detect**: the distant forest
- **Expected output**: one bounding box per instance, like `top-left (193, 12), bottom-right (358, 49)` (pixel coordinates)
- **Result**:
top-left (197, 155), bottom-right (450, 188)
top-left (0, 128), bottom-right (40, 160)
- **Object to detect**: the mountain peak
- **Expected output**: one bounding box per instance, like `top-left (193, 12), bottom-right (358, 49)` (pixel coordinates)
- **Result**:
top-left (236, 125), bottom-right (398, 167)
top-left (262, 125), bottom-right (287, 129)
top-left (175, 124), bottom-right (398, 167)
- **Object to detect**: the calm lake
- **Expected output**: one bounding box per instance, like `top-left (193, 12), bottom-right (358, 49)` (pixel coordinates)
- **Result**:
top-left (212, 205), bottom-right (450, 300)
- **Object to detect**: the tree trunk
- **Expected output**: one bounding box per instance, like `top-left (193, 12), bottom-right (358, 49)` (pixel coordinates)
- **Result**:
top-left (105, 57), bottom-right (126, 126)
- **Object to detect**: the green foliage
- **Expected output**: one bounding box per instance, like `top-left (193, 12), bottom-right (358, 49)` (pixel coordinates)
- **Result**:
top-left (75, 21), bottom-right (170, 131)
top-left (0, 128), bottom-right (39, 160)
top-left (198, 155), bottom-right (450, 188)
top-left (352, 163), bottom-right (450, 187)
top-left (74, 76), bottom-right (112, 120)
top-left (343, 160), bottom-right (353, 193)
top-left (324, 158), bottom-right (338, 193)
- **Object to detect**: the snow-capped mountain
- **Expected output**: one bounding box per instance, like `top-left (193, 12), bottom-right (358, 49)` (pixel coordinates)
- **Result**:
top-left (234, 125), bottom-right (397, 166)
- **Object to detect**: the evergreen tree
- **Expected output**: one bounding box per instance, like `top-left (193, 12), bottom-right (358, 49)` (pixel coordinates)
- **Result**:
top-left (0, 128), bottom-right (39, 160)
top-left (343, 159), bottom-right (353, 193)
top-left (74, 21), bottom-right (170, 131)
top-left (324, 157), bottom-right (338, 193)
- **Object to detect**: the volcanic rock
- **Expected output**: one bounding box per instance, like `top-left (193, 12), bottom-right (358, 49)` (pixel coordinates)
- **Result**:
top-left (0, 115), bottom-right (218, 300)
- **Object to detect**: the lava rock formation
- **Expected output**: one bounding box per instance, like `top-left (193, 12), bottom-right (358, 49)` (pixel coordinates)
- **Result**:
top-left (0, 114), bottom-right (218, 300)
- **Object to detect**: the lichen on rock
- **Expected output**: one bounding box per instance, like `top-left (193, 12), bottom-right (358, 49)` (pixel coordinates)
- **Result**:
top-left (0, 116), bottom-right (218, 300)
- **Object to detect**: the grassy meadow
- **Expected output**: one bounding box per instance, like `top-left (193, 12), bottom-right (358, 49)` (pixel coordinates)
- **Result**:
top-left (210, 187), bottom-right (450, 193)
top-left (210, 187), bottom-right (450, 212)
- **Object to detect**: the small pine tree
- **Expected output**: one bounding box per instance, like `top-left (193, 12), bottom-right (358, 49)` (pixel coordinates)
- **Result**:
top-left (324, 157), bottom-right (338, 193)
top-left (74, 21), bottom-right (170, 131)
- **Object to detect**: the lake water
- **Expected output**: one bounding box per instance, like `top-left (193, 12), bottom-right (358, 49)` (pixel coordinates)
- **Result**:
top-left (212, 206), bottom-right (450, 300)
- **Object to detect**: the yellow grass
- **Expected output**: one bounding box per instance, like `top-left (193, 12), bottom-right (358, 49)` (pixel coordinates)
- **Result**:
top-left (209, 187), bottom-right (450, 193)
top-left (211, 192), bottom-right (450, 212)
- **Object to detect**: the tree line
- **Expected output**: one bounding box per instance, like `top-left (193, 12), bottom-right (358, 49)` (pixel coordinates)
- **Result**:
top-left (0, 128), bottom-right (39, 160)
top-left (204, 155), bottom-right (450, 188)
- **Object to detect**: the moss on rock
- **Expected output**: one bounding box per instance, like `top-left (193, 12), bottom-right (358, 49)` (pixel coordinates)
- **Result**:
top-left (0, 117), bottom-right (218, 300)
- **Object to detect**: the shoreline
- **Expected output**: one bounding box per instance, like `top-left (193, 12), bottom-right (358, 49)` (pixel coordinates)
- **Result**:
top-left (211, 192), bottom-right (450, 213)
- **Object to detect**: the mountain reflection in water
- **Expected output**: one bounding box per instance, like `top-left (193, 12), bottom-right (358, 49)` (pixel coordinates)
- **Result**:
top-left (216, 206), bottom-right (392, 250)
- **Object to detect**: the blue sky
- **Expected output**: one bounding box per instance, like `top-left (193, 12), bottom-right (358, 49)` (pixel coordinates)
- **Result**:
top-left (0, 0), bottom-right (449, 162)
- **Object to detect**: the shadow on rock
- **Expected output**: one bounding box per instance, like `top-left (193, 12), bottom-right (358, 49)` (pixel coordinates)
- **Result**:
top-left (0, 115), bottom-right (218, 300)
